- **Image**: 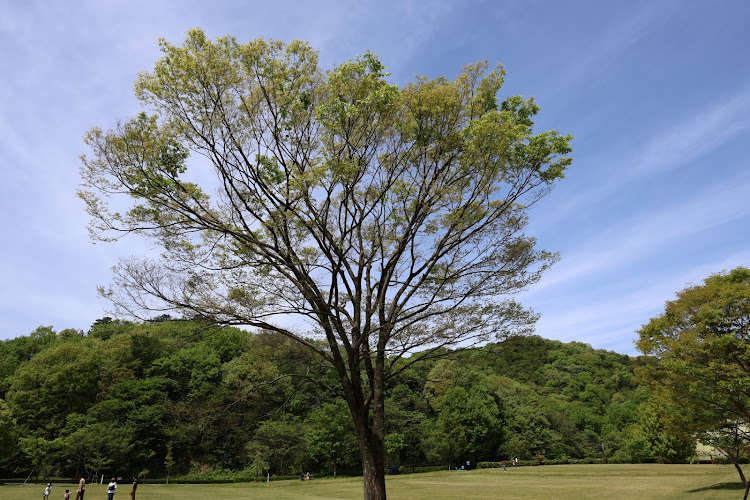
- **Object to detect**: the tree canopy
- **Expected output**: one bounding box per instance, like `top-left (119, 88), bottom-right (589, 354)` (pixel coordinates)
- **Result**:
top-left (637, 267), bottom-right (750, 491)
top-left (79, 28), bottom-right (572, 499)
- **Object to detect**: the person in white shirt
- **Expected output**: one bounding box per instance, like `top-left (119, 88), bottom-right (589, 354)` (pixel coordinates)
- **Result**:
top-left (107, 478), bottom-right (117, 500)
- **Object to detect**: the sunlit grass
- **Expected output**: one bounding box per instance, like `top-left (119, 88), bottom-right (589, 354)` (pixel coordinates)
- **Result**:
top-left (2, 464), bottom-right (747, 500)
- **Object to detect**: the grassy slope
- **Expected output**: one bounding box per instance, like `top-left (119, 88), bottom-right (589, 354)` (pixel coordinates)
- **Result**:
top-left (2, 465), bottom-right (747, 500)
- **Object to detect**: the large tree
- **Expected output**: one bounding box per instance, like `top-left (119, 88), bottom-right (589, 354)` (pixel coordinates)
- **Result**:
top-left (637, 267), bottom-right (750, 496)
top-left (79, 29), bottom-right (571, 499)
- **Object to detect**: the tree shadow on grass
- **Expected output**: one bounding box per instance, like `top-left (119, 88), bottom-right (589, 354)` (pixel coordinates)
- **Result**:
top-left (687, 482), bottom-right (745, 493)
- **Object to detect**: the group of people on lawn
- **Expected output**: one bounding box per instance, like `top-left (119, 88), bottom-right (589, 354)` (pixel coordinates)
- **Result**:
top-left (42, 476), bottom-right (137, 500)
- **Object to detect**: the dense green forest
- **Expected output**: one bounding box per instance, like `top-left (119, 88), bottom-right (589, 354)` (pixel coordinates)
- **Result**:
top-left (0, 319), bottom-right (693, 481)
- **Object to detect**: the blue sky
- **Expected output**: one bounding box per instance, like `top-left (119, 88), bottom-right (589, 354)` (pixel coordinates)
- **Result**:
top-left (1, 0), bottom-right (748, 354)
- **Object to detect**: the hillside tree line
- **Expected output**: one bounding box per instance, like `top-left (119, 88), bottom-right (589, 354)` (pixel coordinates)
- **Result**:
top-left (0, 319), bottom-right (693, 481)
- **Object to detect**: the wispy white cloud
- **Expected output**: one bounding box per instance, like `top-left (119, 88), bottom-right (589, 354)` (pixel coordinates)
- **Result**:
top-left (543, 1), bottom-right (677, 98)
top-left (305, 0), bottom-right (460, 75)
top-left (533, 81), bottom-right (750, 233)
top-left (634, 85), bottom-right (750, 174)
top-left (532, 248), bottom-right (750, 354)
top-left (533, 284), bottom-right (670, 353)
top-left (532, 173), bottom-right (750, 294)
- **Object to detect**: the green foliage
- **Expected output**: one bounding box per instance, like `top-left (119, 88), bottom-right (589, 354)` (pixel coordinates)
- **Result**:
top-left (0, 399), bottom-right (18, 469)
top-left (305, 399), bottom-right (359, 476)
top-left (637, 267), bottom-right (750, 478)
top-left (0, 322), bottom-right (659, 478)
top-left (423, 362), bottom-right (500, 464)
top-left (245, 419), bottom-right (307, 475)
top-left (19, 435), bottom-right (67, 479)
top-left (6, 339), bottom-right (101, 436)
top-left (89, 317), bottom-right (133, 340)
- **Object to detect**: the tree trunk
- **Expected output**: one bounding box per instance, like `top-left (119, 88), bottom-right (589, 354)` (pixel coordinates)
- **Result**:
top-left (360, 433), bottom-right (387, 500)
top-left (350, 394), bottom-right (386, 500)
top-left (735, 461), bottom-right (747, 488)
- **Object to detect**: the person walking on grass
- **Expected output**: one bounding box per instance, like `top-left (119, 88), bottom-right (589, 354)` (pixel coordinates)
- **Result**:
top-left (43, 483), bottom-right (52, 499)
top-left (106, 478), bottom-right (117, 500)
top-left (75, 476), bottom-right (85, 500)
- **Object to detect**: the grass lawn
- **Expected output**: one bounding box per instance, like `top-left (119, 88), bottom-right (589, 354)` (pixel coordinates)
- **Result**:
top-left (2, 464), bottom-right (747, 500)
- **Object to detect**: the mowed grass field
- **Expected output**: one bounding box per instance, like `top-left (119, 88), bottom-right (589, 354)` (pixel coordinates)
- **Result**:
top-left (2, 464), bottom-right (747, 500)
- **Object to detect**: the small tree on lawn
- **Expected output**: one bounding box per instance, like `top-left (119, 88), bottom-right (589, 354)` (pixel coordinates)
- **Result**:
top-left (637, 267), bottom-right (750, 497)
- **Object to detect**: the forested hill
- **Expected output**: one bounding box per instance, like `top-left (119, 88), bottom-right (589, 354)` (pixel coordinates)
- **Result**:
top-left (0, 320), bottom-right (687, 480)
